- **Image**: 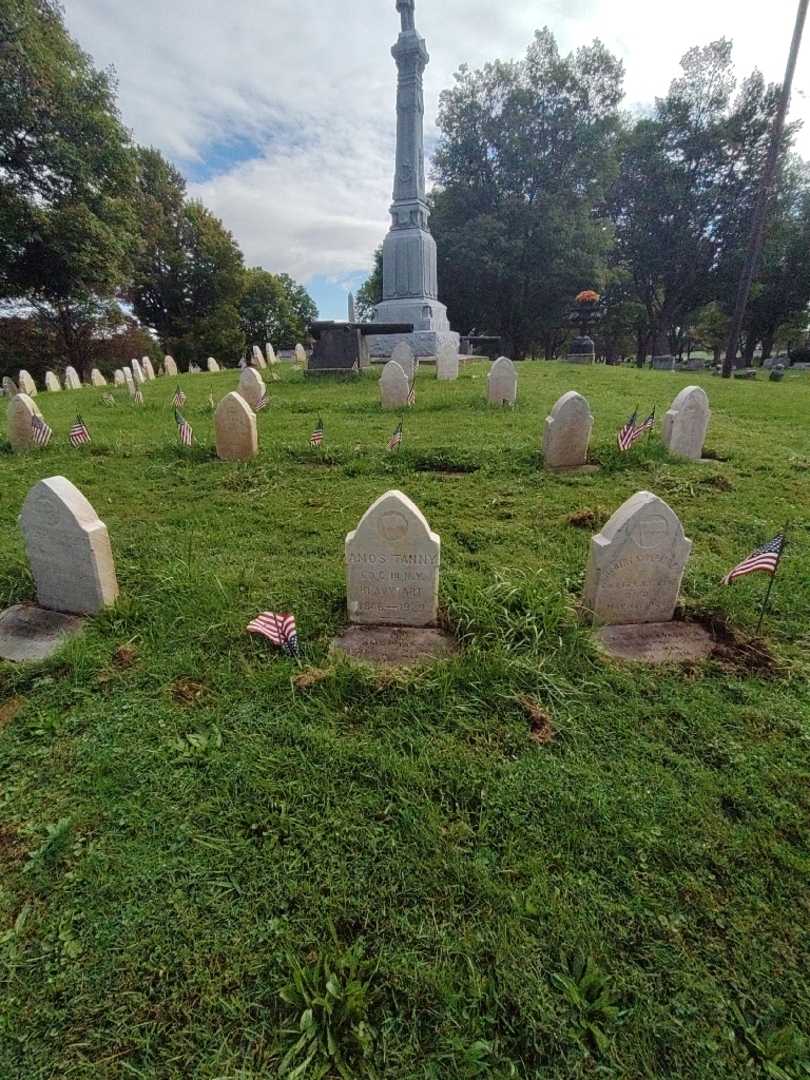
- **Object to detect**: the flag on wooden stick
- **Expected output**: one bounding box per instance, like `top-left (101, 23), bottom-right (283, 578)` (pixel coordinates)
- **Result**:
top-left (69, 415), bottom-right (91, 447)
top-left (255, 388), bottom-right (269, 412)
top-left (102, 393), bottom-right (116, 407)
top-left (247, 612), bottom-right (300, 657)
top-left (388, 419), bottom-right (403, 452)
top-left (173, 385), bottom-right (187, 408)
top-left (309, 417), bottom-right (324, 446)
top-left (175, 409), bottom-right (193, 447)
top-left (31, 414), bottom-right (53, 448)
top-left (133, 388), bottom-right (144, 407)
top-left (723, 534), bottom-right (786, 585)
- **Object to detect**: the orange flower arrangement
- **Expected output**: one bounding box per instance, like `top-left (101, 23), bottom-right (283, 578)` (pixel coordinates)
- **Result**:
top-left (576, 290), bottom-right (601, 304)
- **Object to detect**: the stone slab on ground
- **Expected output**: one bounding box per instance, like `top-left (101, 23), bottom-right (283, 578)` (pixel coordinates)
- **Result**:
top-left (548, 464), bottom-right (601, 476)
top-left (595, 621), bottom-right (714, 665)
top-left (0, 604), bottom-right (85, 663)
top-left (331, 625), bottom-right (459, 668)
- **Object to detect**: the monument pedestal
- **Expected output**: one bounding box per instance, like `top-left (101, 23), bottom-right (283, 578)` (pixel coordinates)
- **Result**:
top-left (368, 298), bottom-right (459, 359)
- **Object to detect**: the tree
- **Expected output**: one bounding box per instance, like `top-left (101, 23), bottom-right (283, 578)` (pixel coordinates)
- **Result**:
top-left (274, 273), bottom-right (318, 346)
top-left (429, 29), bottom-right (624, 358)
top-left (356, 247), bottom-right (383, 323)
top-left (0, 0), bottom-right (138, 371)
top-left (240, 268), bottom-right (318, 350)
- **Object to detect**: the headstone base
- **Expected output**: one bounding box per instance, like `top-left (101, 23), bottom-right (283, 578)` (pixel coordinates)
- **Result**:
top-left (368, 328), bottom-right (460, 361)
top-left (331, 625), bottom-right (459, 668)
top-left (0, 604), bottom-right (85, 663)
top-left (595, 621), bottom-right (714, 665)
top-left (548, 464), bottom-right (601, 476)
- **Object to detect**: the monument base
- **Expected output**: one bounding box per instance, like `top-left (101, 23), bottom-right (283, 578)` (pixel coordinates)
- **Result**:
top-left (595, 621), bottom-right (714, 665)
top-left (368, 298), bottom-right (459, 359)
top-left (331, 625), bottom-right (459, 668)
top-left (0, 604), bottom-right (85, 663)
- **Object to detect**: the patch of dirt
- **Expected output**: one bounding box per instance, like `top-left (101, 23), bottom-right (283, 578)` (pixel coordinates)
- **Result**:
top-left (0, 825), bottom-right (25, 867)
top-left (566, 508), bottom-right (606, 530)
top-left (113, 645), bottom-right (138, 668)
top-left (170, 679), bottom-right (208, 706)
top-left (293, 667), bottom-right (331, 691)
top-left (699, 474), bottom-right (734, 492)
top-left (517, 696), bottom-right (555, 745)
top-left (693, 612), bottom-right (780, 677)
top-left (0, 696), bottom-right (25, 730)
top-left (701, 448), bottom-right (729, 462)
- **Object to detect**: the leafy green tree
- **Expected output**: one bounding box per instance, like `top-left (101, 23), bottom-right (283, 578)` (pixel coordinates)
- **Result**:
top-left (274, 273), bottom-right (318, 345)
top-left (239, 268), bottom-right (318, 351)
top-left (0, 0), bottom-right (138, 371)
top-left (356, 247), bottom-right (382, 323)
top-left (691, 302), bottom-right (730, 365)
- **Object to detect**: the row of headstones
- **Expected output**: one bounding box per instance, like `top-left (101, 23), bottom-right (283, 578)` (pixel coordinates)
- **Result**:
top-left (9, 476), bottom-right (694, 642)
top-left (379, 349), bottom-right (500, 408)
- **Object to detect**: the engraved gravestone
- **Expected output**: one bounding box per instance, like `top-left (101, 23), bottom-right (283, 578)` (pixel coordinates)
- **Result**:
top-left (18, 370), bottom-right (37, 396)
top-left (90, 368), bottom-right (107, 387)
top-left (113, 369), bottom-right (126, 387)
top-left (488, 356), bottom-right (517, 405)
top-left (266, 343), bottom-right (277, 365)
top-left (20, 477), bottom-right (119, 614)
top-left (346, 490), bottom-right (440, 627)
top-left (123, 368), bottom-right (136, 395)
top-left (662, 385), bottom-right (711, 461)
top-left (543, 391), bottom-right (593, 471)
top-left (238, 367), bottom-right (266, 411)
top-left (164, 355), bottom-right (178, 378)
top-left (436, 344), bottom-right (459, 382)
top-left (391, 341), bottom-right (416, 382)
top-left (142, 357), bottom-right (156, 381)
top-left (45, 371), bottom-right (62, 392)
top-left (295, 343), bottom-right (307, 367)
top-left (380, 360), bottom-right (410, 409)
top-left (3, 376), bottom-right (17, 397)
top-left (252, 345), bottom-right (267, 369)
top-left (583, 491), bottom-right (692, 626)
top-left (215, 392), bottom-right (258, 461)
top-left (64, 366), bottom-right (82, 390)
top-left (7, 393), bottom-right (43, 451)
top-left (131, 359), bottom-right (146, 385)
top-left (207, 357), bottom-right (220, 373)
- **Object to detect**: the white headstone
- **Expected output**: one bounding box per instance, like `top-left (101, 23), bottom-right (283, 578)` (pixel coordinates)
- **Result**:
top-left (583, 491), bottom-right (693, 626)
top-left (18, 370), bottom-right (37, 397)
top-left (64, 366), bottom-right (82, 390)
top-left (488, 357), bottom-right (517, 406)
top-left (543, 391), bottom-right (594, 470)
top-left (123, 368), bottom-right (136, 395)
top-left (20, 477), bottom-right (119, 615)
top-left (45, 371), bottom-right (62, 392)
top-left (90, 369), bottom-right (107, 387)
top-left (345, 490), bottom-right (440, 627)
top-left (380, 360), bottom-right (411, 409)
top-left (7, 393), bottom-right (43, 451)
top-left (295, 343), bottom-right (307, 367)
top-left (142, 357), bottom-right (156, 381)
top-left (131, 359), bottom-right (146, 385)
top-left (238, 366), bottom-right (266, 411)
top-left (207, 357), bottom-right (220, 373)
top-left (662, 386), bottom-right (711, 462)
top-left (215, 392), bottom-right (258, 461)
top-left (2, 376), bottom-right (18, 397)
top-left (436, 345), bottom-right (459, 382)
top-left (164, 355), bottom-right (178, 378)
top-left (251, 345), bottom-right (267, 370)
top-left (266, 343), bottom-right (277, 366)
top-left (391, 341), bottom-right (416, 382)
top-left (113, 369), bottom-right (125, 387)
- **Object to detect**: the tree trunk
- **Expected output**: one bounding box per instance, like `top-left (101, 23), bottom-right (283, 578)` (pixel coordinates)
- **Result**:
top-left (760, 330), bottom-right (775, 361)
top-left (743, 336), bottom-right (757, 364)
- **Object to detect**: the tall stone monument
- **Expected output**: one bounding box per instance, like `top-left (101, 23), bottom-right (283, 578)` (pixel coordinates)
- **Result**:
top-left (367, 1), bottom-right (459, 360)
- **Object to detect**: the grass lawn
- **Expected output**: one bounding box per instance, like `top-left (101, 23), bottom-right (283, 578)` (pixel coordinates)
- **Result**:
top-left (1, 361), bottom-right (809, 1079)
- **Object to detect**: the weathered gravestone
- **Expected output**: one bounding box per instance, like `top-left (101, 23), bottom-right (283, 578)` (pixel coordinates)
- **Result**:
top-left (207, 357), bottom-right (221, 373)
top-left (7, 393), bottom-right (43, 451)
top-left (2, 376), bottom-right (17, 397)
top-left (391, 341), bottom-right (416, 382)
top-left (295, 343), bottom-right (307, 367)
top-left (380, 360), bottom-right (411, 409)
top-left (164, 355), bottom-right (178, 378)
top-left (123, 368), bottom-right (136, 395)
top-left (215, 392), bottom-right (258, 461)
top-left (543, 391), bottom-right (595, 472)
top-left (583, 491), bottom-right (692, 626)
top-left (18, 370), bottom-right (37, 396)
top-left (436, 344), bottom-right (459, 382)
top-left (345, 490), bottom-right (440, 627)
top-left (90, 369), bottom-right (107, 387)
top-left (131, 359), bottom-right (146, 385)
top-left (113, 369), bottom-right (126, 387)
top-left (488, 356), bottom-right (517, 405)
top-left (45, 372), bottom-right (62, 392)
top-left (662, 385), bottom-right (711, 461)
top-left (266, 343), bottom-right (277, 366)
top-left (142, 358), bottom-right (156, 381)
top-left (20, 477), bottom-right (119, 614)
top-left (251, 346), bottom-right (267, 370)
top-left (238, 367), bottom-right (266, 411)
top-left (64, 366), bottom-right (82, 390)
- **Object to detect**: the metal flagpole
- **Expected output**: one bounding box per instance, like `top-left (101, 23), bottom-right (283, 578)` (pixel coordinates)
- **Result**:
top-left (755, 524), bottom-right (790, 636)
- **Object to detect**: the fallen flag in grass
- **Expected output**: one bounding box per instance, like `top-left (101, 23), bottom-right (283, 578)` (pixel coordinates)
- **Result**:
top-left (173, 385), bottom-right (187, 408)
top-left (69, 415), bottom-right (91, 447)
top-left (31, 413), bottom-right (53, 448)
top-left (723, 534), bottom-right (786, 585)
top-left (309, 417), bottom-right (324, 446)
top-left (133, 388), bottom-right (144, 406)
top-left (175, 409), bottom-right (193, 447)
top-left (388, 419), bottom-right (403, 452)
top-left (255, 388), bottom-right (269, 412)
top-left (102, 393), bottom-right (116, 406)
top-left (247, 612), bottom-right (300, 657)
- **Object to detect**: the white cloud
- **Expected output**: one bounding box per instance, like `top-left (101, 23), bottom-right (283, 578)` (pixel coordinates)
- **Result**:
top-left (63, 0), bottom-right (810, 290)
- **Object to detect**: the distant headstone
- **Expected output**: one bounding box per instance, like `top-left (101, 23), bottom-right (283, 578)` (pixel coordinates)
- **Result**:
top-left (142, 357), bottom-right (156, 381)
top-left (565, 336), bottom-right (596, 365)
top-left (734, 368), bottom-right (757, 380)
top-left (380, 360), bottom-right (410, 409)
top-left (662, 386), bottom-right (710, 461)
top-left (20, 476), bottom-right (119, 615)
top-left (2, 376), bottom-right (17, 397)
top-left (90, 369), bottom-right (107, 387)
top-left (18, 370), bottom-right (37, 396)
top-left (113, 369), bottom-right (125, 387)
top-left (207, 357), bottom-right (221, 373)
top-left (436, 344), bottom-right (459, 382)
top-left (251, 346), bottom-right (267, 370)
top-left (7, 393), bottom-right (43, 451)
top-left (392, 341), bottom-right (416, 382)
top-left (583, 491), bottom-right (692, 626)
top-left (346, 490), bottom-right (440, 627)
top-left (295, 343), bottom-right (307, 367)
top-left (164, 355), bottom-right (178, 377)
top-left (651, 355), bottom-right (675, 372)
top-left (64, 366), bottom-right (82, 390)
top-left (266, 343), bottom-right (277, 366)
top-left (215, 392), bottom-right (258, 461)
top-left (543, 391), bottom-right (593, 471)
top-left (131, 359), bottom-right (146, 385)
top-left (45, 371), bottom-right (62, 392)
top-left (189, 363), bottom-right (201, 374)
top-left (238, 366), bottom-right (266, 410)
top-left (487, 356), bottom-right (517, 405)
top-left (123, 368), bottom-right (136, 396)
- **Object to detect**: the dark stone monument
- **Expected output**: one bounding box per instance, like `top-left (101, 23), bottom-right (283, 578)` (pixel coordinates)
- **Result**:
top-left (307, 321), bottom-right (413, 376)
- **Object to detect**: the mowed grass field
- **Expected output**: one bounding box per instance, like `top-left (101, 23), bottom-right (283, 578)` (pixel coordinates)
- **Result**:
top-left (0, 361), bottom-right (809, 1079)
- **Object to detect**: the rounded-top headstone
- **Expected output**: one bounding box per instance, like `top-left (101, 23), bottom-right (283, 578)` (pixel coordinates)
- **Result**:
top-left (113, 369), bottom-right (126, 387)
top-left (18, 370), bottom-right (37, 396)
top-left (266, 343), bottom-right (277, 365)
top-left (164, 355), bottom-right (178, 378)
top-left (662, 385), bottom-right (710, 461)
top-left (45, 371), bottom-right (62, 392)
top-left (345, 490), bottom-right (440, 627)
top-left (436, 344), bottom-right (459, 382)
top-left (7, 393), bottom-right (43, 451)
top-left (142, 357), bottom-right (156, 381)
top-left (391, 341), bottom-right (416, 382)
top-left (19, 476), bottom-right (119, 615)
top-left (583, 491), bottom-right (692, 626)
top-left (215, 392), bottom-right (258, 461)
top-left (64, 366), bottom-right (82, 390)
top-left (207, 357), bottom-right (221, 373)
top-left (90, 368), bottom-right (107, 387)
top-left (380, 360), bottom-right (410, 409)
top-left (295, 343), bottom-right (307, 367)
top-left (543, 391), bottom-right (594, 470)
top-left (488, 356), bottom-right (517, 405)
top-left (3, 376), bottom-right (18, 397)
top-left (251, 345), bottom-right (267, 369)
top-left (131, 359), bottom-right (146, 385)
top-left (238, 366), bottom-right (266, 411)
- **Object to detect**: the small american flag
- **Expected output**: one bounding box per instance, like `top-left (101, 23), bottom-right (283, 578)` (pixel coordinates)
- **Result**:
top-left (723, 534), bottom-right (786, 585)
top-left (309, 417), bottom-right (324, 446)
top-left (102, 393), bottom-right (116, 406)
top-left (173, 385), bottom-right (187, 408)
top-left (255, 388), bottom-right (269, 412)
top-left (69, 415), bottom-right (91, 447)
top-left (637, 406), bottom-right (656, 437)
top-left (133, 388), bottom-right (144, 406)
top-left (175, 409), bottom-right (193, 447)
top-left (31, 413), bottom-right (53, 448)
top-left (617, 405), bottom-right (654, 451)
top-left (247, 612), bottom-right (300, 657)
top-left (408, 382), bottom-right (416, 406)
top-left (388, 419), bottom-right (403, 452)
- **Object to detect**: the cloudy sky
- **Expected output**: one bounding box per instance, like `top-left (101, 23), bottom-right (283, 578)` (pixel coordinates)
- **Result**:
top-left (64, 0), bottom-right (810, 320)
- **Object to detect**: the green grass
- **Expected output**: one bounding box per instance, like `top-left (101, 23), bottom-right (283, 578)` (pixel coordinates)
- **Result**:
top-left (1, 362), bottom-right (809, 1079)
